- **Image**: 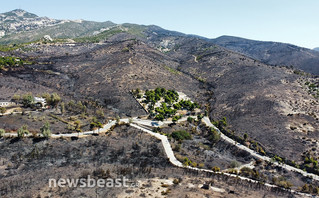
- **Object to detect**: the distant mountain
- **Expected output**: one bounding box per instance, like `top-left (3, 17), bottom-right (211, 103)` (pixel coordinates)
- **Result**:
top-left (314, 47), bottom-right (319, 52)
top-left (0, 9), bottom-right (115, 44)
top-left (0, 9), bottom-right (63, 35)
top-left (1, 9), bottom-right (319, 76)
top-left (212, 36), bottom-right (319, 75)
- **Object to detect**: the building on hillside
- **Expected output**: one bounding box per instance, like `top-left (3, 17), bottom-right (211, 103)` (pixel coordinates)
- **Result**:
top-left (0, 101), bottom-right (15, 107)
top-left (34, 97), bottom-right (47, 108)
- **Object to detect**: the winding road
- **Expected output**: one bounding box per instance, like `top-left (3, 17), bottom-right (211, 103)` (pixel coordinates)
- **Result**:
top-left (129, 119), bottom-right (315, 197)
top-left (2, 115), bottom-right (318, 197)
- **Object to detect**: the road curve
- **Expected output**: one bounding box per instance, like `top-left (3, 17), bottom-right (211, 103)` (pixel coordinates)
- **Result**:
top-left (129, 121), bottom-right (314, 197)
top-left (1, 115), bottom-right (318, 196)
top-left (202, 117), bottom-right (319, 181)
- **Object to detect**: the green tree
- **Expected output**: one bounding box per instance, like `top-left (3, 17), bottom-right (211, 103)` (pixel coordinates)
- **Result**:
top-left (60, 102), bottom-right (65, 114)
top-left (22, 93), bottom-right (34, 107)
top-left (12, 94), bottom-right (21, 103)
top-left (172, 115), bottom-right (181, 123)
top-left (155, 114), bottom-right (164, 121)
top-left (17, 125), bottom-right (29, 138)
top-left (41, 122), bottom-right (51, 138)
top-left (96, 109), bottom-right (105, 119)
top-left (212, 166), bottom-right (220, 172)
top-left (74, 120), bottom-right (81, 132)
top-left (42, 93), bottom-right (51, 102)
top-left (116, 116), bottom-right (120, 124)
top-left (187, 116), bottom-right (194, 123)
top-left (172, 130), bottom-right (192, 141)
top-left (0, 107), bottom-right (6, 114)
top-left (49, 93), bottom-right (61, 107)
top-left (243, 133), bottom-right (248, 141)
top-left (208, 127), bottom-right (220, 144)
top-left (90, 121), bottom-right (103, 130)
top-left (220, 117), bottom-right (227, 127)
top-left (0, 129), bottom-right (5, 137)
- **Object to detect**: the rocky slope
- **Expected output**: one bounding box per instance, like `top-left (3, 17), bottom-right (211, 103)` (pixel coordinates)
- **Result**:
top-left (212, 35), bottom-right (319, 75)
top-left (0, 9), bottom-right (63, 36)
top-left (140, 29), bottom-right (319, 162)
top-left (2, 29), bottom-right (318, 163)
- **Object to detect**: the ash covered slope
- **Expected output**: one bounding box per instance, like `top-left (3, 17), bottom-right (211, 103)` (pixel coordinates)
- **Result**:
top-left (1, 12), bottom-right (318, 163)
top-left (2, 34), bottom-right (206, 117)
top-left (142, 28), bottom-right (319, 161)
top-left (212, 35), bottom-right (319, 75)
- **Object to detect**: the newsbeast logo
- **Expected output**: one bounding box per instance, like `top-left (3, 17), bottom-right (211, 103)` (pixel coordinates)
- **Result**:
top-left (49, 176), bottom-right (139, 188)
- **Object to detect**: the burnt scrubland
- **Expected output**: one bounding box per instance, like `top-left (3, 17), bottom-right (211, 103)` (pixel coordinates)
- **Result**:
top-left (0, 9), bottom-right (319, 197)
top-left (0, 124), bottom-right (308, 198)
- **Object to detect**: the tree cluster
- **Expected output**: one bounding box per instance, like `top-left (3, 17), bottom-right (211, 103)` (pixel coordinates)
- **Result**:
top-left (154, 103), bottom-right (177, 121)
top-left (171, 130), bottom-right (192, 141)
top-left (0, 56), bottom-right (24, 70)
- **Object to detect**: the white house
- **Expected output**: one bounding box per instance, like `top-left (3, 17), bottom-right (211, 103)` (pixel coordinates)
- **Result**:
top-left (34, 97), bottom-right (47, 107)
top-left (0, 101), bottom-right (15, 107)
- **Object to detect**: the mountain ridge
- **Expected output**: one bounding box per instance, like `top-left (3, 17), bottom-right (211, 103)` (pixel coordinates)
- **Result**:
top-left (212, 35), bottom-right (319, 75)
top-left (0, 9), bottom-right (115, 42)
top-left (1, 9), bottom-right (318, 75)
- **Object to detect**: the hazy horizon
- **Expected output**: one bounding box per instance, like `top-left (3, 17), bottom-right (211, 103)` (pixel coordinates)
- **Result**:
top-left (1, 0), bottom-right (318, 49)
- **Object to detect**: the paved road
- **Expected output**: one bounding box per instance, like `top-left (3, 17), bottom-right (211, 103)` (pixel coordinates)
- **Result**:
top-left (202, 117), bottom-right (319, 181)
top-left (2, 114), bottom-right (318, 195)
top-left (129, 121), bottom-right (314, 198)
top-left (5, 114), bottom-right (315, 181)
top-left (3, 120), bottom-right (117, 138)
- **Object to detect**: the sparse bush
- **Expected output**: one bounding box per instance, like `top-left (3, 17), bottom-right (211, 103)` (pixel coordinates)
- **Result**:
top-left (208, 127), bottom-right (220, 144)
top-left (161, 188), bottom-right (171, 195)
top-left (230, 161), bottom-right (240, 168)
top-left (12, 94), bottom-right (21, 102)
top-left (90, 121), bottom-right (103, 130)
top-left (187, 116), bottom-right (194, 123)
top-left (17, 125), bottom-right (29, 138)
top-left (198, 163), bottom-right (205, 168)
top-left (44, 93), bottom-right (61, 108)
top-left (227, 169), bottom-right (238, 174)
top-left (41, 122), bottom-right (51, 138)
top-left (22, 93), bottom-right (34, 107)
top-left (172, 115), bottom-right (181, 122)
top-left (276, 178), bottom-right (293, 189)
top-left (183, 157), bottom-right (191, 166)
top-left (197, 114), bottom-right (204, 121)
top-left (0, 129), bottom-right (5, 137)
top-left (96, 109), bottom-right (105, 119)
top-left (173, 178), bottom-right (180, 185)
top-left (171, 130), bottom-right (192, 141)
top-left (191, 161), bottom-right (197, 167)
top-left (116, 116), bottom-right (120, 124)
top-left (0, 107), bottom-right (6, 114)
top-left (173, 144), bottom-right (181, 152)
top-left (74, 120), bottom-right (81, 132)
top-left (243, 133), bottom-right (248, 141)
top-left (60, 102), bottom-right (65, 114)
top-left (212, 166), bottom-right (220, 172)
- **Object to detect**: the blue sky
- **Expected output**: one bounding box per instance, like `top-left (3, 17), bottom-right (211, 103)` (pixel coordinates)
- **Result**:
top-left (1, 0), bottom-right (318, 49)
